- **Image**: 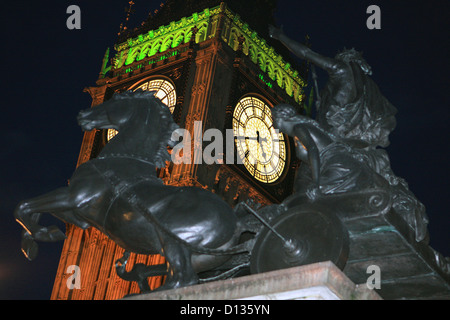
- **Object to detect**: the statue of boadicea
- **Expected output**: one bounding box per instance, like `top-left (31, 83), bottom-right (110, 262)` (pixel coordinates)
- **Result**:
top-left (269, 25), bottom-right (429, 243)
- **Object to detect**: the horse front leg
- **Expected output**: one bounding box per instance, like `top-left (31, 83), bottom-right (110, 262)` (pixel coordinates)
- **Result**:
top-left (14, 188), bottom-right (69, 241)
top-left (14, 187), bottom-right (87, 260)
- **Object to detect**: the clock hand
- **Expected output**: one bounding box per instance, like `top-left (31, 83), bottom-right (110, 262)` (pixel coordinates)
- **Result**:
top-left (256, 131), bottom-right (267, 160)
top-left (237, 133), bottom-right (269, 160)
top-left (240, 134), bottom-right (267, 142)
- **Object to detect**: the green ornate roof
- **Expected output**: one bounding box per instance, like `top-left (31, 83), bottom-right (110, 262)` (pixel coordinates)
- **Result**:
top-left (108, 2), bottom-right (306, 104)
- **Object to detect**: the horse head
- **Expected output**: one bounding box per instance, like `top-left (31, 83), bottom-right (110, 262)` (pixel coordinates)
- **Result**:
top-left (78, 90), bottom-right (180, 167)
top-left (77, 91), bottom-right (152, 132)
top-left (78, 90), bottom-right (179, 131)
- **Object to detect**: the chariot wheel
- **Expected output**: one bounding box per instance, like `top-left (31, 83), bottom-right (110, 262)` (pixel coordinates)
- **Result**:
top-left (249, 206), bottom-right (349, 274)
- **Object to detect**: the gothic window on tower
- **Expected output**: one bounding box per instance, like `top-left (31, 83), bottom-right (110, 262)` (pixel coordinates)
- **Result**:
top-left (107, 78), bottom-right (177, 141)
top-left (233, 96), bottom-right (287, 184)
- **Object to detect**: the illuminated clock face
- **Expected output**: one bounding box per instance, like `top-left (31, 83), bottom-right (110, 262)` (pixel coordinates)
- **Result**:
top-left (107, 78), bottom-right (177, 141)
top-left (233, 96), bottom-right (286, 183)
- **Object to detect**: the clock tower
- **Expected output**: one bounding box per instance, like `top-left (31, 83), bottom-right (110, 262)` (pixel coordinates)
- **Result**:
top-left (51, 0), bottom-right (308, 300)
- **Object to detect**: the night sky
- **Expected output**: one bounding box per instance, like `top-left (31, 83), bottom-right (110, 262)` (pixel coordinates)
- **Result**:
top-left (1, 1), bottom-right (448, 300)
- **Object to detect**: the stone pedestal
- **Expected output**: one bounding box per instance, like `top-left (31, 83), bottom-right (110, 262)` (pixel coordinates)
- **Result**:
top-left (124, 261), bottom-right (381, 300)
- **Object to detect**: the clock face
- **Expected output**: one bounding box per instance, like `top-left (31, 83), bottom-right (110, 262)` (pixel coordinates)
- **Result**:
top-left (107, 78), bottom-right (176, 141)
top-left (233, 96), bottom-right (286, 184)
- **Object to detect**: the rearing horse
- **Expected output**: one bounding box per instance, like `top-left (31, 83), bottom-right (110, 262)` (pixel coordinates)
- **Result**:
top-left (14, 90), bottom-right (246, 291)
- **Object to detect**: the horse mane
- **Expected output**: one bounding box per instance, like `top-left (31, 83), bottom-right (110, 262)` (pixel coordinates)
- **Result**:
top-left (112, 90), bottom-right (180, 167)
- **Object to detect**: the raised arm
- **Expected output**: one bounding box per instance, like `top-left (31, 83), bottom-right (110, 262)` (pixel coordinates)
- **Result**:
top-left (269, 25), bottom-right (340, 74)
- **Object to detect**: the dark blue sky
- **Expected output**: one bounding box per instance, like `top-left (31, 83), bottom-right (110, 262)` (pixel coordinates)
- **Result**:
top-left (0, 1), bottom-right (448, 299)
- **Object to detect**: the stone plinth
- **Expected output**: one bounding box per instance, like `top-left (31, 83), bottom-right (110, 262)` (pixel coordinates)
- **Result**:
top-left (124, 261), bottom-right (381, 300)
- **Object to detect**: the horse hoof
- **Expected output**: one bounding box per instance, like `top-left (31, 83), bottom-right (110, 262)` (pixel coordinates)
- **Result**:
top-left (21, 232), bottom-right (38, 261)
top-left (35, 225), bottom-right (66, 242)
top-left (47, 225), bottom-right (67, 241)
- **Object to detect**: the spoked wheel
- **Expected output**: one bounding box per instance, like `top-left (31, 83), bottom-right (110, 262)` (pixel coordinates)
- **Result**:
top-left (249, 206), bottom-right (349, 274)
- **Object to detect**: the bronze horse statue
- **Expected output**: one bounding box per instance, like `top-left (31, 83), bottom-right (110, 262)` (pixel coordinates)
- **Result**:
top-left (14, 90), bottom-right (249, 292)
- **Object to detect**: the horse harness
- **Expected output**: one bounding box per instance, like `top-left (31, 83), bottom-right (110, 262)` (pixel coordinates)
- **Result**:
top-left (94, 156), bottom-right (253, 256)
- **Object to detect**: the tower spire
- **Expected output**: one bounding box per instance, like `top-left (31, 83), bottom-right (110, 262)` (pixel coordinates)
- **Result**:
top-left (118, 1), bottom-right (136, 36)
